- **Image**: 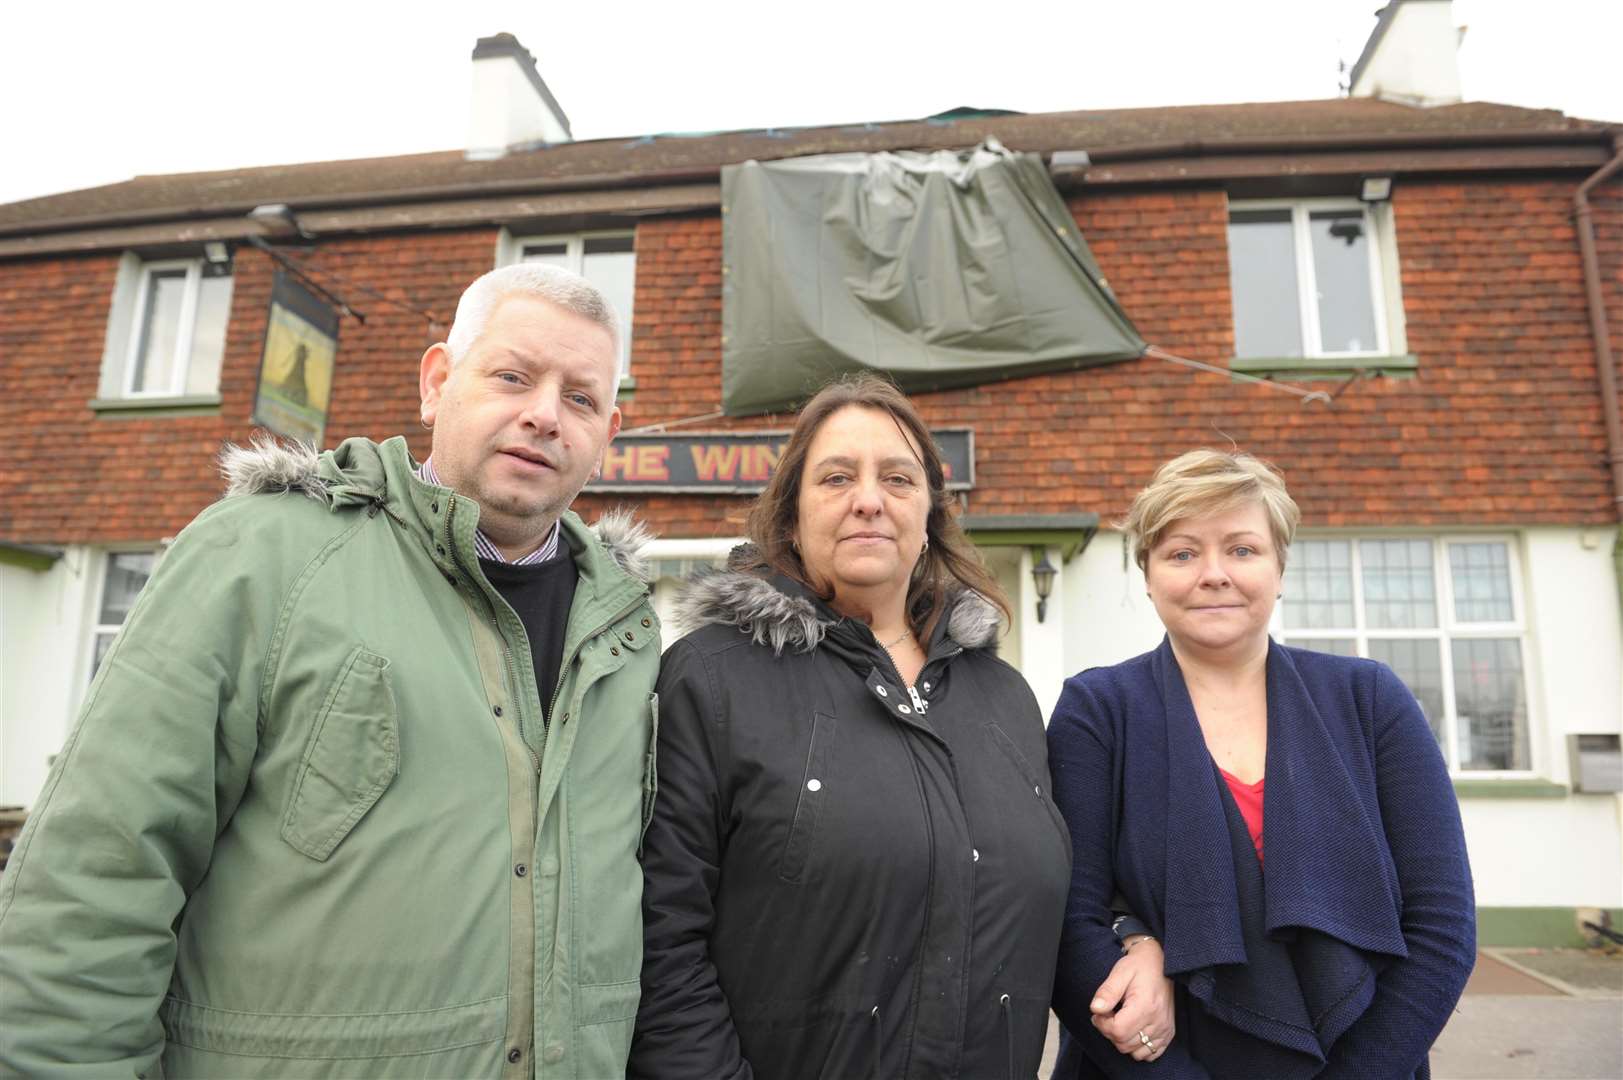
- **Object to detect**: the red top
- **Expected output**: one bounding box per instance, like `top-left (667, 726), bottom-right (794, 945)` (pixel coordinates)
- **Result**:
top-left (1219, 767), bottom-right (1265, 866)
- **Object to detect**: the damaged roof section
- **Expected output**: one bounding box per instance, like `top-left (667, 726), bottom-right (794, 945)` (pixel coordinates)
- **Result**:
top-left (720, 141), bottom-right (1145, 415)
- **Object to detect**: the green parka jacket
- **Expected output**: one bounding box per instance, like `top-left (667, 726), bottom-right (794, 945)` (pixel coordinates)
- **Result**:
top-left (0, 436), bottom-right (661, 1079)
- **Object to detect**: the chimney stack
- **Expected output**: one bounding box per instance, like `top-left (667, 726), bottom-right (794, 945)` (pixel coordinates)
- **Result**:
top-left (467, 33), bottom-right (573, 160)
top-left (1348, 0), bottom-right (1466, 107)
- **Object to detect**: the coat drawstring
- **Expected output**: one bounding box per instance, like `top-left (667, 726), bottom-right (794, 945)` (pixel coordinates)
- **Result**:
top-left (870, 1004), bottom-right (883, 1080)
top-left (999, 992), bottom-right (1015, 1080)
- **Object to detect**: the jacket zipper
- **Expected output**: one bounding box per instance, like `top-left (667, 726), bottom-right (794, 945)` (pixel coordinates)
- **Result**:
top-left (545, 593), bottom-right (649, 726)
top-left (444, 502), bottom-right (542, 773)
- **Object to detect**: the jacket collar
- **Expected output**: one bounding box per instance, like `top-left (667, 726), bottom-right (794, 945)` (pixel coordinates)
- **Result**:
top-left (1156, 636), bottom-right (1409, 979)
top-left (671, 567), bottom-right (1002, 656)
top-left (217, 433), bottom-right (653, 593)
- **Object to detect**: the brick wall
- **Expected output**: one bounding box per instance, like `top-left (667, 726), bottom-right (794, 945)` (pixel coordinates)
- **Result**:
top-left (3, 176), bottom-right (1619, 546)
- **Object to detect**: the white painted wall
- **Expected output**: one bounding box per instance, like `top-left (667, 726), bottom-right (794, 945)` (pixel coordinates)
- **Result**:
top-left (0, 548), bottom-right (100, 808)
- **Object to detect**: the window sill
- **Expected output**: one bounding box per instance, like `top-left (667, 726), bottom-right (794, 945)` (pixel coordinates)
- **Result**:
top-left (89, 394), bottom-right (222, 419)
top-left (1229, 353), bottom-right (1418, 380)
top-left (1452, 778), bottom-right (1568, 799)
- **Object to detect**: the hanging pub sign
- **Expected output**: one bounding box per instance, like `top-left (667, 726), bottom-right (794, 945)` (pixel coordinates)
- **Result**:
top-left (251, 271), bottom-right (339, 446)
top-left (590, 429), bottom-right (974, 493)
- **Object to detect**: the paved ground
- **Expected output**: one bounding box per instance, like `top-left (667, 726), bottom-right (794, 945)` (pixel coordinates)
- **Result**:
top-left (1039, 950), bottom-right (1623, 1080)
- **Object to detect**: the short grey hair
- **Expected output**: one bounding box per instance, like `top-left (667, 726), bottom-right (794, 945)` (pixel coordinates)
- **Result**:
top-left (445, 263), bottom-right (623, 395)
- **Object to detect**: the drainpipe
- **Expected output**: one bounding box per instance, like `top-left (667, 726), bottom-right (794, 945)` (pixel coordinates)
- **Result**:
top-left (1573, 132), bottom-right (1623, 619)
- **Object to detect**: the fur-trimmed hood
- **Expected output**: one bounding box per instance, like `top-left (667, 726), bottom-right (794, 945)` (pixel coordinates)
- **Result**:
top-left (673, 567), bottom-right (1002, 655)
top-left (217, 433), bottom-right (653, 582)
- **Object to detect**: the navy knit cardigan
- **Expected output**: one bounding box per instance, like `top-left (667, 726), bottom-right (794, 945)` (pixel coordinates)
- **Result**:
top-left (1047, 638), bottom-right (1476, 1079)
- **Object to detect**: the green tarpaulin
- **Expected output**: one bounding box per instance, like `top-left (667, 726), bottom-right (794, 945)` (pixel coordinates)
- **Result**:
top-left (720, 138), bottom-right (1145, 416)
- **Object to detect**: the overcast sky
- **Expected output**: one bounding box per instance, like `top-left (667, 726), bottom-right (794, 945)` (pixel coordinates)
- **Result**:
top-left (3, 0), bottom-right (1619, 208)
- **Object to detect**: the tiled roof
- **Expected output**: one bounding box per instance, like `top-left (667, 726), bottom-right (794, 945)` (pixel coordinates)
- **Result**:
top-left (2, 98), bottom-right (1614, 234)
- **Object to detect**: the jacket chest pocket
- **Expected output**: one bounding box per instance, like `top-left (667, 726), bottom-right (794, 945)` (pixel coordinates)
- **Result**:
top-left (777, 711), bottom-right (838, 884)
top-left (281, 646), bottom-right (400, 861)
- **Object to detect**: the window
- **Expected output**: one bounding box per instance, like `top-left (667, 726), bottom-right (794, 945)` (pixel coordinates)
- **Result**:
top-left (97, 253), bottom-right (234, 405)
top-left (1279, 536), bottom-right (1532, 773)
top-left (505, 231), bottom-right (636, 380)
top-left (1227, 199), bottom-right (1406, 363)
top-left (88, 551), bottom-right (157, 681)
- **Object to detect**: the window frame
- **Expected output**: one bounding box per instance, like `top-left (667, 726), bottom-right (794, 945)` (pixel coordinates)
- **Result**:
top-left (1226, 196), bottom-right (1408, 364)
top-left (499, 228), bottom-right (637, 382)
top-left (123, 258), bottom-right (207, 398)
top-left (95, 251), bottom-right (233, 411)
top-left (1275, 532), bottom-right (1540, 779)
top-left (78, 546), bottom-right (166, 695)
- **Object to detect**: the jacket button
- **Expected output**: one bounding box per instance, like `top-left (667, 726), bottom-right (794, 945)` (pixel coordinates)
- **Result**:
top-left (436, 544), bottom-right (445, 556)
top-left (562, 712), bottom-right (570, 724)
top-left (898, 704), bottom-right (912, 715)
top-left (493, 705), bottom-right (503, 717)
top-left (610, 646), bottom-right (621, 656)
top-left (542, 1044), bottom-right (565, 1064)
top-left (807, 778), bottom-right (822, 792)
top-left (514, 863), bottom-right (527, 877)
top-left (875, 686), bottom-right (888, 698)
top-left (507, 1048), bottom-right (522, 1064)
top-left (431, 501), bottom-right (439, 513)
top-left (624, 630), bottom-right (635, 641)
top-left (1034, 785), bottom-right (1042, 796)
top-left (641, 617), bottom-right (652, 628)
top-left (972, 848), bottom-right (980, 862)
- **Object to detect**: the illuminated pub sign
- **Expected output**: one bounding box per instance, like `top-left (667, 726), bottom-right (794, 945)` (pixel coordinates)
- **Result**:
top-left (591, 429), bottom-right (974, 493)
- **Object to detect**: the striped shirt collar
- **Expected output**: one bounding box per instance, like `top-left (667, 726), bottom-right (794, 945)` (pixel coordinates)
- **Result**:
top-left (416, 457), bottom-right (562, 566)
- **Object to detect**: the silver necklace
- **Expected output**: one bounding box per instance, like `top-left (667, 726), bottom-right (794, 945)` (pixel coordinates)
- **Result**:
top-left (880, 629), bottom-right (911, 649)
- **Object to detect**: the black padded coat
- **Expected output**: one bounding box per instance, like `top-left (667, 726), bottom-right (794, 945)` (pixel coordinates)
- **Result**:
top-left (630, 570), bottom-right (1071, 1080)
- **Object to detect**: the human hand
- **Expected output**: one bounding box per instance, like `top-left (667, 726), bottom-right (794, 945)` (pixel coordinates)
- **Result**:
top-left (1090, 937), bottom-right (1174, 1062)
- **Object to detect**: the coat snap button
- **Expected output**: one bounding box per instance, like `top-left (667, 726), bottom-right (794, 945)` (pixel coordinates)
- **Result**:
top-left (1034, 785), bottom-right (1042, 796)
top-left (493, 705), bottom-right (503, 717)
top-left (875, 686), bottom-right (888, 698)
top-left (610, 646), bottom-right (621, 656)
top-left (514, 863), bottom-right (527, 877)
top-left (507, 1048), bottom-right (522, 1064)
top-left (972, 848), bottom-right (980, 862)
top-left (922, 682), bottom-right (931, 690)
top-left (898, 704), bottom-right (912, 715)
top-left (641, 617), bottom-right (652, 627)
top-left (807, 778), bottom-right (822, 792)
top-left (624, 631), bottom-right (635, 641)
top-left (430, 501), bottom-right (439, 513)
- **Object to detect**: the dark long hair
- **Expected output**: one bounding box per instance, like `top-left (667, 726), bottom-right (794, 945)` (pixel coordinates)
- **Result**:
top-left (744, 374), bottom-right (1011, 642)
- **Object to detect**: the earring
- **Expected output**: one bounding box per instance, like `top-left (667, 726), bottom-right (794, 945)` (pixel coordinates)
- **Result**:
top-left (921, 538), bottom-right (929, 554)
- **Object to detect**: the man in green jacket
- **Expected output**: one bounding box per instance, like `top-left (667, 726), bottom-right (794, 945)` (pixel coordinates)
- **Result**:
top-left (0, 265), bottom-right (661, 1078)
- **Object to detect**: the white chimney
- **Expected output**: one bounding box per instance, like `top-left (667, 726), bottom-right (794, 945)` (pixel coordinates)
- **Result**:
top-left (467, 33), bottom-right (573, 160)
top-left (1348, 0), bottom-right (1466, 107)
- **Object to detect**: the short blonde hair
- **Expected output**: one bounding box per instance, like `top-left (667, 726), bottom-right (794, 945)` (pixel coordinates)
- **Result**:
top-left (1122, 449), bottom-right (1301, 573)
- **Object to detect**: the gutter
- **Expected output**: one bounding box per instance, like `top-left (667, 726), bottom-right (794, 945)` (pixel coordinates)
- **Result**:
top-left (1572, 131), bottom-right (1623, 618)
top-left (1, 126), bottom-right (1613, 243)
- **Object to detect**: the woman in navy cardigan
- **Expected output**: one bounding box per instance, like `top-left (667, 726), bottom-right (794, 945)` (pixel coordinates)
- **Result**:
top-left (1048, 450), bottom-right (1475, 1079)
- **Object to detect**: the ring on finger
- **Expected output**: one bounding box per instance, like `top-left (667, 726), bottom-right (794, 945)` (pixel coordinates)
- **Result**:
top-left (1137, 1030), bottom-right (1152, 1048)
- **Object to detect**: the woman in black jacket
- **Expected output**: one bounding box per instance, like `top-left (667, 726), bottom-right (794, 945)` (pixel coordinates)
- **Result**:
top-left (630, 376), bottom-right (1164, 1080)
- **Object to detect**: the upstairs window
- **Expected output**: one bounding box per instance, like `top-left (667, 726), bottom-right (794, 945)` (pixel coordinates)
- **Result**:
top-left (1279, 536), bottom-right (1533, 774)
top-left (503, 231), bottom-right (636, 381)
top-left (1227, 199), bottom-right (1405, 362)
top-left (97, 253), bottom-right (233, 406)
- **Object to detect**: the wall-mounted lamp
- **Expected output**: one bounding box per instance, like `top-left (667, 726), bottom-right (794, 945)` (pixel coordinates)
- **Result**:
top-left (1031, 549), bottom-right (1057, 623)
top-left (1359, 176), bottom-right (1393, 203)
top-left (202, 241), bottom-right (230, 264)
top-left (248, 203), bottom-right (312, 240)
